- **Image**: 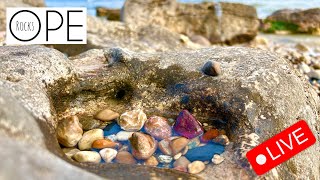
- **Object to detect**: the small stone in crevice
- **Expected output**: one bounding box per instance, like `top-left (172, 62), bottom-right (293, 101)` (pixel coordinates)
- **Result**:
top-left (62, 148), bottom-right (80, 159)
top-left (56, 116), bottom-right (83, 147)
top-left (118, 109), bottom-right (147, 131)
top-left (129, 132), bottom-right (157, 160)
top-left (188, 161), bottom-right (206, 174)
top-left (157, 155), bottom-right (173, 164)
top-left (213, 135), bottom-right (230, 146)
top-left (144, 156), bottom-right (159, 167)
top-left (170, 137), bottom-right (190, 155)
top-left (212, 154), bottom-right (225, 165)
top-left (78, 129), bottom-right (104, 150)
top-left (94, 108), bottom-right (119, 121)
top-left (115, 151), bottom-right (136, 164)
top-left (73, 151), bottom-right (101, 163)
top-left (92, 139), bottom-right (117, 149)
top-left (99, 148), bottom-right (118, 163)
top-left (201, 61), bottom-right (222, 76)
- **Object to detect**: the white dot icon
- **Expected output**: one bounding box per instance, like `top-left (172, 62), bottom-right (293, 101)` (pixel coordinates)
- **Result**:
top-left (256, 154), bottom-right (267, 165)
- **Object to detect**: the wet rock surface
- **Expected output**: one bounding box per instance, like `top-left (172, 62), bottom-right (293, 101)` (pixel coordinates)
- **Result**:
top-left (0, 45), bottom-right (319, 179)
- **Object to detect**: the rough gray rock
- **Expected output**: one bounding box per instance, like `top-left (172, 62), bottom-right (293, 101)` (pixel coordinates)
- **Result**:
top-left (122, 0), bottom-right (259, 44)
top-left (0, 45), bottom-right (76, 127)
top-left (0, 45), bottom-right (199, 179)
top-left (66, 47), bottom-right (320, 179)
top-left (0, 45), bottom-right (319, 179)
top-left (0, 88), bottom-right (102, 180)
top-left (52, 16), bottom-right (200, 56)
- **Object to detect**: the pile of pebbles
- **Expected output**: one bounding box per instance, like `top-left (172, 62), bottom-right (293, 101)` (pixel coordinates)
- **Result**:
top-left (57, 108), bottom-right (230, 174)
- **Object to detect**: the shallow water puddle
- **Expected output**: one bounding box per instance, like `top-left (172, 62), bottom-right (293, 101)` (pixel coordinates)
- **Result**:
top-left (58, 109), bottom-right (230, 174)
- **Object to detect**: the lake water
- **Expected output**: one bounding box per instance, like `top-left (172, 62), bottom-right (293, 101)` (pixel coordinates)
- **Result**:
top-left (45, 0), bottom-right (320, 18)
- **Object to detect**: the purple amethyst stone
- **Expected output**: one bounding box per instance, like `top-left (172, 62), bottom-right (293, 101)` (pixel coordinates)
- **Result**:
top-left (173, 110), bottom-right (204, 139)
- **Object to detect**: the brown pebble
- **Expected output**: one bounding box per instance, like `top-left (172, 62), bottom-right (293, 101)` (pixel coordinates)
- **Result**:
top-left (173, 156), bottom-right (191, 168)
top-left (188, 161), bottom-right (206, 174)
top-left (219, 129), bottom-right (226, 135)
top-left (201, 129), bottom-right (219, 142)
top-left (144, 156), bottom-right (159, 167)
top-left (92, 139), bottom-right (117, 149)
top-left (174, 166), bottom-right (188, 172)
top-left (201, 61), bottom-right (221, 76)
top-left (56, 115), bottom-right (83, 147)
top-left (170, 137), bottom-right (190, 155)
top-left (94, 109), bottom-right (119, 121)
top-left (129, 132), bottom-right (157, 160)
top-left (158, 138), bottom-right (172, 155)
top-left (115, 151), bottom-right (136, 164)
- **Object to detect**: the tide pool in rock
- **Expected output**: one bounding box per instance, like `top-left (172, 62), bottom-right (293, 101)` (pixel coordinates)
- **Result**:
top-left (58, 109), bottom-right (229, 174)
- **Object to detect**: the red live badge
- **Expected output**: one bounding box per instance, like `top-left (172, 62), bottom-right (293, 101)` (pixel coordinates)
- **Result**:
top-left (246, 120), bottom-right (316, 175)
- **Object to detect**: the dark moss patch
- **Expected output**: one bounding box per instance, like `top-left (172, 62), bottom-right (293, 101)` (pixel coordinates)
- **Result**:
top-left (264, 21), bottom-right (299, 33)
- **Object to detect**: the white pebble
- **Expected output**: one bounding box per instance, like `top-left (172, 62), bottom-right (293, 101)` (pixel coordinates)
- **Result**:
top-left (73, 151), bottom-right (101, 163)
top-left (174, 153), bottom-right (182, 160)
top-left (116, 131), bottom-right (134, 141)
top-left (188, 161), bottom-right (206, 174)
top-left (300, 63), bottom-right (311, 73)
top-left (212, 154), bottom-right (225, 165)
top-left (157, 155), bottom-right (173, 164)
top-left (99, 148), bottom-right (118, 163)
top-left (308, 70), bottom-right (320, 79)
top-left (213, 135), bottom-right (230, 146)
top-left (182, 146), bottom-right (188, 155)
top-left (78, 129), bottom-right (104, 150)
top-left (106, 134), bottom-right (117, 142)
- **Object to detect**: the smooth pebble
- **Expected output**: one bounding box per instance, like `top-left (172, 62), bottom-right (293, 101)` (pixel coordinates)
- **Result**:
top-left (99, 148), bottom-right (117, 163)
top-left (73, 151), bottom-right (101, 163)
top-left (78, 129), bottom-right (104, 150)
top-left (212, 154), bottom-right (225, 165)
top-left (94, 109), bottom-right (119, 121)
top-left (157, 155), bottom-right (173, 164)
top-left (118, 109), bottom-right (147, 131)
top-left (116, 131), bottom-right (134, 141)
top-left (188, 161), bottom-right (205, 174)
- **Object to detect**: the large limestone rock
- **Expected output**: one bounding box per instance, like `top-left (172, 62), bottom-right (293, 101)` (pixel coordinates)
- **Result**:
top-left (52, 16), bottom-right (200, 56)
top-left (121, 0), bottom-right (259, 44)
top-left (264, 8), bottom-right (320, 34)
top-left (0, 45), bottom-right (199, 179)
top-left (0, 45), bottom-right (319, 179)
top-left (67, 47), bottom-right (320, 179)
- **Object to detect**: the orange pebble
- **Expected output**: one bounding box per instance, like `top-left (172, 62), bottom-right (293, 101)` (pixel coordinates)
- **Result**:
top-left (201, 129), bottom-right (219, 142)
top-left (92, 139), bottom-right (117, 149)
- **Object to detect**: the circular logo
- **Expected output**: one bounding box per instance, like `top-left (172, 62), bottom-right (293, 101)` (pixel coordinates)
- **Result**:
top-left (9, 10), bottom-right (41, 42)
